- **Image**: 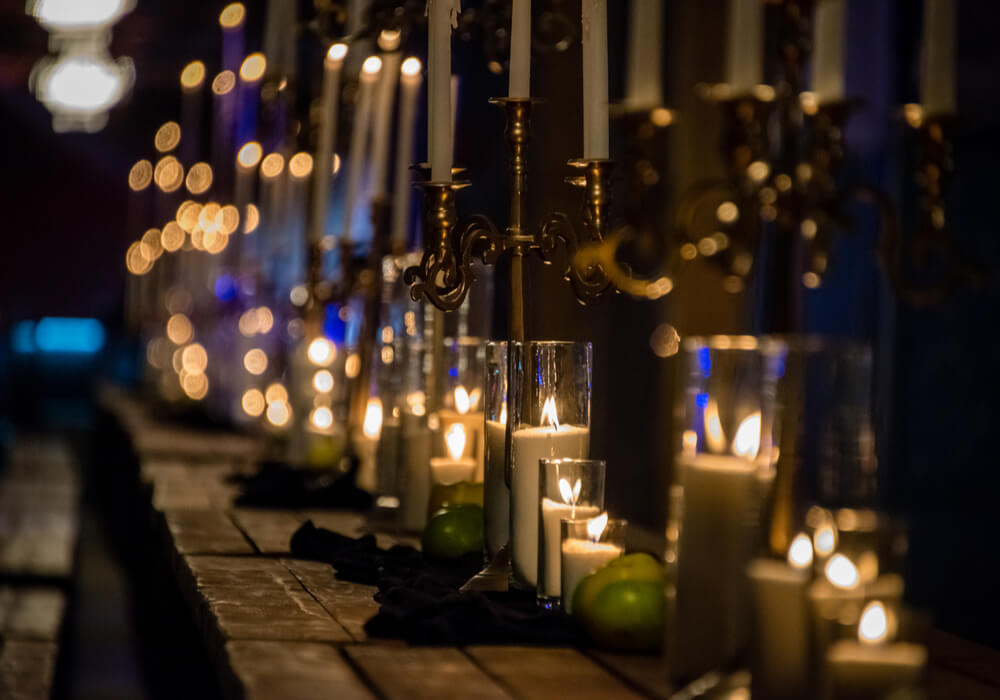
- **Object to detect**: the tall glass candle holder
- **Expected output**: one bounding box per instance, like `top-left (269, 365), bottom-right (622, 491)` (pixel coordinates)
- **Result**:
top-left (561, 515), bottom-right (626, 615)
top-left (665, 335), bottom-right (785, 682)
top-left (484, 340), bottom-right (514, 561)
top-left (537, 458), bottom-right (606, 608)
top-left (510, 341), bottom-right (592, 589)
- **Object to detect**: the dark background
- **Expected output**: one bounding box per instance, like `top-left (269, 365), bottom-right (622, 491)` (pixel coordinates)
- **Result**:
top-left (1, 0), bottom-right (999, 649)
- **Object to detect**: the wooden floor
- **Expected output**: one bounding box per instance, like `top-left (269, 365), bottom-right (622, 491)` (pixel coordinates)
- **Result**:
top-left (98, 388), bottom-right (1000, 700)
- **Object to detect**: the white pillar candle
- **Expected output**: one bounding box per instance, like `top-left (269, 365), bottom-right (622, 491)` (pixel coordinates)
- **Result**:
top-left (429, 456), bottom-right (477, 484)
top-left (625, 0), bottom-right (663, 108)
top-left (812, 0), bottom-right (846, 103)
top-left (438, 409), bottom-right (484, 475)
top-left (484, 418), bottom-right (509, 558)
top-left (510, 425), bottom-right (589, 586)
top-left (392, 58), bottom-right (422, 249)
top-left (428, 0), bottom-right (457, 181)
top-left (342, 56), bottom-right (382, 243)
top-left (311, 44), bottom-right (347, 248)
top-left (747, 558), bottom-right (812, 700)
top-left (581, 0), bottom-right (609, 159)
top-left (400, 425), bottom-right (433, 531)
top-left (370, 51), bottom-right (402, 199)
top-left (539, 500), bottom-right (600, 597)
top-left (509, 0), bottom-right (532, 98)
top-left (826, 641), bottom-right (926, 700)
top-left (921, 0), bottom-right (957, 115)
top-left (353, 428), bottom-right (378, 492)
top-left (726, 0), bottom-right (763, 94)
top-left (669, 453), bottom-right (762, 679)
top-left (375, 418), bottom-right (400, 498)
top-left (561, 538), bottom-right (622, 613)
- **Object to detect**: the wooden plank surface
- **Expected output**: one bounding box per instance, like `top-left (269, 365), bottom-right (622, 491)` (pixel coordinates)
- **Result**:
top-left (143, 460), bottom-right (244, 510)
top-left (0, 640), bottom-right (59, 700)
top-left (281, 559), bottom-right (380, 642)
top-left (0, 587), bottom-right (66, 641)
top-left (230, 510), bottom-right (305, 555)
top-left (223, 641), bottom-right (374, 700)
top-left (346, 646), bottom-right (512, 700)
top-left (589, 651), bottom-right (674, 700)
top-left (465, 646), bottom-right (646, 700)
top-left (162, 509), bottom-right (254, 555)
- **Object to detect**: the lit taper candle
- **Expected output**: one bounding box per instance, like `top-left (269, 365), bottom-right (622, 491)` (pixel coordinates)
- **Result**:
top-left (509, 0), bottom-right (531, 97)
top-left (392, 58), bottom-right (423, 249)
top-left (581, 0), bottom-right (609, 159)
top-left (370, 31), bottom-right (402, 198)
top-left (342, 55), bottom-right (382, 243)
top-left (311, 43), bottom-right (347, 247)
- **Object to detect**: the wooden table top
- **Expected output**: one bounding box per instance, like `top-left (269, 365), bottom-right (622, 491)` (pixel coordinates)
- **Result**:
top-left (101, 389), bottom-right (1000, 700)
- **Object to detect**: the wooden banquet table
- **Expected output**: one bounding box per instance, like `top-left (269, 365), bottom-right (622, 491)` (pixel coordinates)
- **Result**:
top-left (96, 387), bottom-right (1000, 700)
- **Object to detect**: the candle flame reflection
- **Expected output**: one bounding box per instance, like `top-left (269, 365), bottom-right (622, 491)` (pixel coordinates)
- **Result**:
top-left (732, 412), bottom-right (761, 459)
top-left (587, 513), bottom-right (608, 542)
top-left (825, 554), bottom-right (860, 590)
top-left (541, 396), bottom-right (561, 431)
top-left (444, 423), bottom-right (466, 459)
top-left (499, 403), bottom-right (507, 425)
top-left (454, 385), bottom-right (471, 414)
top-left (787, 533), bottom-right (814, 569)
top-left (704, 399), bottom-right (726, 453)
top-left (363, 398), bottom-right (383, 439)
top-left (858, 601), bottom-right (892, 645)
top-left (559, 478), bottom-right (582, 507)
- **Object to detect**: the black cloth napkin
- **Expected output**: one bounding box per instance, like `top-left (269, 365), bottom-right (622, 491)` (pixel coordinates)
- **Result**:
top-left (290, 520), bottom-right (585, 646)
top-left (231, 461), bottom-right (373, 510)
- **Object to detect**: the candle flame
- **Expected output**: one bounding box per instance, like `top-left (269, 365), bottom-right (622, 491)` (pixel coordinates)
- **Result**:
top-left (541, 396), bottom-right (561, 431)
top-left (732, 412), bottom-right (761, 459)
top-left (813, 524), bottom-right (838, 557)
top-left (327, 43), bottom-right (348, 63)
top-left (363, 398), bottom-right (383, 439)
top-left (362, 55), bottom-right (383, 76)
top-left (704, 399), bottom-right (726, 453)
top-left (587, 513), bottom-right (609, 542)
top-left (307, 337), bottom-right (334, 366)
top-left (825, 554), bottom-right (860, 590)
top-left (559, 477), bottom-right (582, 507)
top-left (444, 423), bottom-right (467, 459)
top-left (454, 385), bottom-right (471, 414)
top-left (858, 601), bottom-right (891, 645)
top-left (787, 533), bottom-right (814, 569)
top-left (499, 403), bottom-right (507, 425)
top-left (401, 57), bottom-right (422, 77)
top-left (681, 429), bottom-right (698, 456)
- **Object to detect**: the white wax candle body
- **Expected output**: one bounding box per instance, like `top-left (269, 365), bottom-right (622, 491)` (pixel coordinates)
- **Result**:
top-left (509, 0), bottom-right (532, 97)
top-left (400, 426), bottom-right (433, 531)
top-left (921, 0), bottom-right (957, 115)
top-left (747, 559), bottom-right (812, 700)
top-left (375, 420), bottom-right (400, 497)
top-left (370, 52), bottom-right (401, 198)
top-left (726, 0), bottom-right (763, 94)
top-left (561, 538), bottom-right (622, 613)
top-left (428, 0), bottom-right (454, 180)
top-left (510, 425), bottom-right (590, 586)
top-left (392, 66), bottom-right (421, 248)
top-left (311, 53), bottom-right (344, 246)
top-left (581, 0), bottom-right (609, 159)
top-left (539, 500), bottom-right (600, 597)
top-left (353, 429), bottom-right (377, 492)
top-left (668, 453), bottom-right (763, 679)
top-left (812, 0), bottom-right (846, 103)
top-left (826, 641), bottom-right (927, 700)
top-left (484, 419), bottom-right (509, 559)
top-left (342, 69), bottom-right (378, 241)
top-left (429, 456), bottom-right (477, 485)
top-left (625, 0), bottom-right (663, 108)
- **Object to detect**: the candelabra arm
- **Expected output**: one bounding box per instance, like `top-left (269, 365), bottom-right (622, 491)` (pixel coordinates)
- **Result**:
top-left (404, 181), bottom-right (473, 311)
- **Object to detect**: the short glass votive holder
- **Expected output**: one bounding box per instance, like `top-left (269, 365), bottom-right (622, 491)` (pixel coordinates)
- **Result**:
top-left (561, 515), bottom-right (627, 615)
top-left (537, 459), bottom-right (606, 609)
top-left (483, 340), bottom-right (515, 562)
top-left (510, 341), bottom-right (592, 589)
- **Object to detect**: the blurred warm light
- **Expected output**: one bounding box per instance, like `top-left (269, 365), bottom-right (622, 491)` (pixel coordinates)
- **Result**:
top-left (454, 385), bottom-right (471, 414)
top-left (814, 523), bottom-right (837, 556)
top-left (680, 243), bottom-right (697, 261)
top-left (799, 91), bottom-right (819, 115)
top-left (219, 2), bottom-right (245, 29)
top-left (146, 338), bottom-right (166, 369)
top-left (212, 70), bottom-right (236, 95)
top-left (380, 346), bottom-right (394, 364)
top-left (732, 412), bottom-right (761, 459)
top-left (220, 205), bottom-right (240, 234)
top-left (140, 227), bottom-right (163, 260)
top-left (716, 201), bottom-right (739, 224)
top-left (181, 343), bottom-right (208, 374)
top-left (266, 400), bottom-right (291, 427)
top-left (310, 406), bottom-right (334, 430)
top-left (857, 551), bottom-right (880, 584)
top-left (181, 371), bottom-right (209, 400)
top-left (166, 313), bottom-right (193, 344)
top-left (407, 391), bottom-right (426, 417)
top-left (128, 159), bottom-right (153, 191)
top-left (381, 326), bottom-right (394, 344)
top-left (377, 28), bottom-right (401, 52)
top-left (238, 310), bottom-right (258, 336)
top-left (30, 0), bottom-right (133, 31)
top-left (787, 533), bottom-right (814, 570)
top-left (401, 57), bottom-right (422, 79)
top-left (237, 141), bottom-right (263, 168)
top-left (154, 156), bottom-right (184, 193)
top-left (645, 276), bottom-right (673, 299)
top-left (33, 52), bottom-right (131, 130)
top-left (198, 203), bottom-right (222, 232)
top-left (802, 272), bottom-right (821, 289)
top-left (243, 203), bottom-right (259, 233)
top-left (444, 423), bottom-right (467, 459)
top-left (243, 348), bottom-right (268, 375)
top-left (176, 200), bottom-right (201, 232)
top-left (125, 241), bottom-right (151, 275)
top-left (185, 162), bottom-right (213, 195)
top-left (650, 107), bottom-right (673, 127)
top-left (747, 160), bottom-right (770, 183)
top-left (825, 554), bottom-right (860, 590)
top-left (204, 230), bottom-right (228, 254)
top-left (289, 285), bottom-right (309, 306)
top-left (363, 398), bottom-right (383, 439)
top-left (331, 153), bottom-right (342, 175)
top-left (681, 429), bottom-right (698, 455)
top-left (362, 55), bottom-right (383, 77)
top-left (260, 153), bottom-right (285, 178)
top-left (239, 53), bottom-right (266, 82)
top-left (265, 383), bottom-right (288, 404)
top-left (307, 338), bottom-right (334, 366)
top-left (903, 103), bottom-right (924, 129)
top-left (255, 307), bottom-right (273, 333)
top-left (180, 60), bottom-right (205, 90)
top-left (154, 122), bottom-right (181, 152)
top-left (313, 370), bottom-right (334, 393)
top-left (858, 601), bottom-right (893, 645)
top-left (326, 43), bottom-right (348, 65)
top-left (345, 353), bottom-right (360, 378)
top-left (242, 389), bottom-right (265, 417)
top-left (289, 152), bottom-right (313, 178)
top-left (703, 399), bottom-right (726, 453)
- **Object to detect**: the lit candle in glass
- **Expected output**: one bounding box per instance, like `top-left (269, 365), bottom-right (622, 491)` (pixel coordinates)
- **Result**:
top-left (560, 514), bottom-right (625, 614)
top-left (354, 396), bottom-right (383, 492)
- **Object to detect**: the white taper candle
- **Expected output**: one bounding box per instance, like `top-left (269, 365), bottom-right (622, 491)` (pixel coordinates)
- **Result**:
top-left (581, 0), bottom-right (609, 159)
top-left (509, 0), bottom-right (532, 98)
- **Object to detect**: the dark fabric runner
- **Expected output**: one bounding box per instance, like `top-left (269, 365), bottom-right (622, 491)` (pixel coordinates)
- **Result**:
top-left (230, 461), bottom-right (374, 510)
